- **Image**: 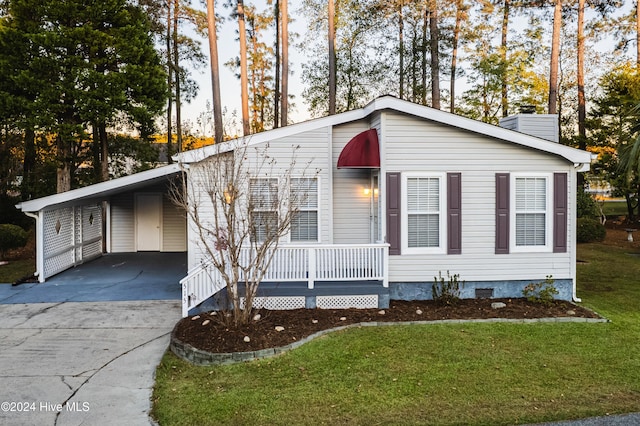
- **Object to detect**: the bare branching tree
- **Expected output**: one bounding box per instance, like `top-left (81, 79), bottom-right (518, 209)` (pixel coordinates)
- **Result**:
top-left (171, 140), bottom-right (317, 326)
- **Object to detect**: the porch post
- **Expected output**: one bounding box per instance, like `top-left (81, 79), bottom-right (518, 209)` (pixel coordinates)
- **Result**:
top-left (383, 244), bottom-right (389, 288)
top-left (308, 247), bottom-right (316, 289)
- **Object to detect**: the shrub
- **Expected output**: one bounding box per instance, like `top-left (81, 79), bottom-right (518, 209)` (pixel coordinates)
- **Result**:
top-left (576, 187), bottom-right (599, 218)
top-left (432, 271), bottom-right (463, 305)
top-left (0, 224), bottom-right (28, 259)
top-left (576, 217), bottom-right (606, 243)
top-left (522, 276), bottom-right (558, 306)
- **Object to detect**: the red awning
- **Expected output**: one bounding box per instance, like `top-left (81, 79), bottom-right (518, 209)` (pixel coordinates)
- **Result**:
top-left (337, 129), bottom-right (380, 168)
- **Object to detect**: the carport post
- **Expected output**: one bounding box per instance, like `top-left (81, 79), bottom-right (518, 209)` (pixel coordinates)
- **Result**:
top-left (24, 210), bottom-right (45, 283)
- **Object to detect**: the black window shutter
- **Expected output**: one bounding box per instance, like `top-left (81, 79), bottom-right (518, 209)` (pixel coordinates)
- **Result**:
top-left (553, 172), bottom-right (568, 253)
top-left (495, 173), bottom-right (510, 254)
top-left (386, 172), bottom-right (401, 255)
top-left (447, 172), bottom-right (462, 254)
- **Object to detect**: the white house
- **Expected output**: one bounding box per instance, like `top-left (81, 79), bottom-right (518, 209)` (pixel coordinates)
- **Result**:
top-left (17, 96), bottom-right (595, 317)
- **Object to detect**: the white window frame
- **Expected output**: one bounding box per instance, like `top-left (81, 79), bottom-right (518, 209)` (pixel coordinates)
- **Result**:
top-left (249, 177), bottom-right (279, 243)
top-left (401, 173), bottom-right (446, 254)
top-left (510, 173), bottom-right (553, 253)
top-left (288, 177), bottom-right (320, 243)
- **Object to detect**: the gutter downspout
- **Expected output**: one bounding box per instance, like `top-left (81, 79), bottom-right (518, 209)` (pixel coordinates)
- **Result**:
top-left (572, 162), bottom-right (587, 303)
top-left (23, 211), bottom-right (43, 282)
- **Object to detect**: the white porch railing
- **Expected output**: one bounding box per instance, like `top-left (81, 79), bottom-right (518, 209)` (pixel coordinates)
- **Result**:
top-left (180, 243), bottom-right (389, 317)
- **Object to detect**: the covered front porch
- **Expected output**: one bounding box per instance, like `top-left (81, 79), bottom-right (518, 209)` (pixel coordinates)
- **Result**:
top-left (181, 243), bottom-right (389, 317)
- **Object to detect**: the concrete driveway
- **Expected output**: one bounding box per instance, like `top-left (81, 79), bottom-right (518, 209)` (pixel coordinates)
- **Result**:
top-left (0, 253), bottom-right (184, 425)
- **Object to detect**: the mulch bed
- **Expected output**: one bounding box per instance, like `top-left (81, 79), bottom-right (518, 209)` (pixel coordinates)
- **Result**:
top-left (173, 298), bottom-right (601, 354)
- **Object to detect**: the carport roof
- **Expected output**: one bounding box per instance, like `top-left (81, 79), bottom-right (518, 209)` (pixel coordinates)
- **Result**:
top-left (17, 164), bottom-right (182, 213)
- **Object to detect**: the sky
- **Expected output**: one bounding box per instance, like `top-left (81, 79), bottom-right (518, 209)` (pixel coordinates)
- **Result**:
top-left (181, 1), bottom-right (634, 137)
top-left (181, 2), bottom-right (311, 136)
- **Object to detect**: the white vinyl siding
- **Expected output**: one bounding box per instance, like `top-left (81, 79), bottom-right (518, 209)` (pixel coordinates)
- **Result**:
top-left (186, 127), bottom-right (331, 268)
top-left (290, 177), bottom-right (318, 242)
top-left (382, 111), bottom-right (574, 282)
top-left (162, 194), bottom-right (187, 251)
top-left (110, 193), bottom-right (135, 252)
top-left (110, 186), bottom-right (186, 253)
top-left (512, 174), bottom-right (552, 252)
top-left (332, 121), bottom-right (371, 244)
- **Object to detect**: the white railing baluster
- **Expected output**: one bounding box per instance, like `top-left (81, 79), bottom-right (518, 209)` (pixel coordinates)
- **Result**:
top-left (180, 243), bottom-right (390, 317)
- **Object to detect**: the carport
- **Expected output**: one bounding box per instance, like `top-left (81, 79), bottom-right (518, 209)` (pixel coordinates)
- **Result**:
top-left (16, 164), bottom-right (187, 283)
top-left (0, 252), bottom-right (185, 303)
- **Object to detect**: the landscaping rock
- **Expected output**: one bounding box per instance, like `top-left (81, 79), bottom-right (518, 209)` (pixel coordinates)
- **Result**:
top-left (311, 319), bottom-right (318, 324)
top-left (202, 319), bottom-right (210, 326)
top-left (275, 326), bottom-right (285, 332)
top-left (253, 314), bottom-right (261, 321)
top-left (244, 336), bottom-right (251, 343)
top-left (416, 309), bottom-right (423, 315)
top-left (340, 317), bottom-right (347, 321)
top-left (378, 310), bottom-right (386, 315)
top-left (191, 315), bottom-right (200, 321)
top-left (566, 310), bottom-right (576, 316)
top-left (491, 302), bottom-right (507, 309)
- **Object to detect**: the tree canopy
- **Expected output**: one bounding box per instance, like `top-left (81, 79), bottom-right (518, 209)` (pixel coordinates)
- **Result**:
top-left (0, 0), bottom-right (166, 195)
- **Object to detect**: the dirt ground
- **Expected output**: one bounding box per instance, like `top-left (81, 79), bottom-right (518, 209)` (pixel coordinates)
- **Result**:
top-left (174, 221), bottom-right (637, 355)
top-left (173, 298), bottom-right (602, 354)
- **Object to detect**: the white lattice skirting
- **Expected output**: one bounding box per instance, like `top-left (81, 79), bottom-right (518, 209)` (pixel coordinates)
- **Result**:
top-left (316, 295), bottom-right (378, 309)
top-left (240, 296), bottom-right (306, 310)
top-left (239, 295), bottom-right (379, 310)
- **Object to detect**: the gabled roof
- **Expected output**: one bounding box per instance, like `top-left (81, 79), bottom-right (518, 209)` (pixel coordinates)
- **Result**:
top-left (17, 164), bottom-right (182, 213)
top-left (175, 96), bottom-right (595, 167)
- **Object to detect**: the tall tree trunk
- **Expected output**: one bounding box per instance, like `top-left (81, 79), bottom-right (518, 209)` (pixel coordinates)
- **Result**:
top-left (398, 1), bottom-right (404, 100)
top-left (450, 0), bottom-right (463, 113)
top-left (548, 0), bottom-right (561, 114)
top-left (238, 0), bottom-right (250, 135)
top-left (206, 0), bottom-right (224, 144)
top-left (21, 128), bottom-right (36, 201)
top-left (274, 0), bottom-right (280, 128)
top-left (166, 1), bottom-right (173, 161)
top-left (56, 134), bottom-right (71, 193)
top-left (249, 15), bottom-right (259, 132)
top-left (500, 0), bottom-right (510, 117)
top-left (100, 124), bottom-right (108, 181)
top-left (280, 0), bottom-right (288, 126)
top-left (577, 0), bottom-right (586, 151)
top-left (411, 25), bottom-right (417, 102)
top-left (576, 0), bottom-right (587, 186)
top-left (93, 125), bottom-right (100, 182)
top-left (421, 6), bottom-right (427, 105)
top-left (328, 0), bottom-right (336, 115)
top-left (429, 0), bottom-right (440, 109)
top-left (173, 0), bottom-right (182, 152)
top-left (636, 0), bottom-right (640, 68)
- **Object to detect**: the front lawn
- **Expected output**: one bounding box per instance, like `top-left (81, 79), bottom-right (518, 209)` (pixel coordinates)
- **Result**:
top-left (0, 258), bottom-right (35, 284)
top-left (152, 242), bottom-right (640, 425)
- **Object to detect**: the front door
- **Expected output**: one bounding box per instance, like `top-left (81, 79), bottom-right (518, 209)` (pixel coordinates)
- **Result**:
top-left (136, 193), bottom-right (162, 251)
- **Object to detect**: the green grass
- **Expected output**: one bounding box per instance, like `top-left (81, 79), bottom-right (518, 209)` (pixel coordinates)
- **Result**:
top-left (601, 200), bottom-right (629, 217)
top-left (152, 243), bottom-right (640, 425)
top-left (0, 258), bottom-right (35, 284)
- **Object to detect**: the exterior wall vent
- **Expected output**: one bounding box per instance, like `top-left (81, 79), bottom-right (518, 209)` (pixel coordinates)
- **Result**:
top-left (499, 111), bottom-right (559, 143)
top-left (475, 288), bottom-right (494, 299)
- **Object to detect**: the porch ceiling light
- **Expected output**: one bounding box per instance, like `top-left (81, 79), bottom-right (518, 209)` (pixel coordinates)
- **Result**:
top-left (223, 184), bottom-right (236, 204)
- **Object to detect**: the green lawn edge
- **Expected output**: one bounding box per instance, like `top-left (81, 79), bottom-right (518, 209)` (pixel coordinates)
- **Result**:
top-left (152, 242), bottom-right (640, 425)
